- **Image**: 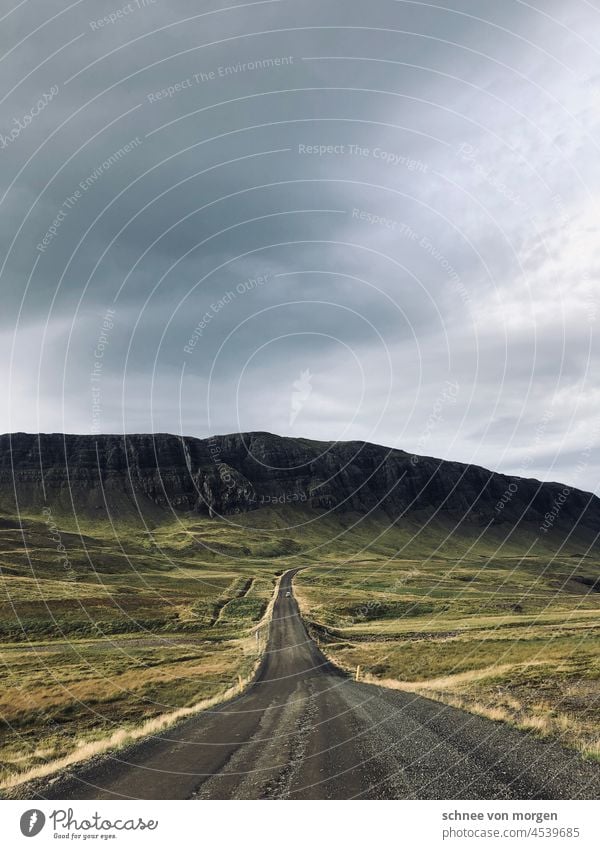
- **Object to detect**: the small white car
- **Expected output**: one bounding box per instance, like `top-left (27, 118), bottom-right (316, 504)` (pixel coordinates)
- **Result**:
top-left (285, 591), bottom-right (291, 597)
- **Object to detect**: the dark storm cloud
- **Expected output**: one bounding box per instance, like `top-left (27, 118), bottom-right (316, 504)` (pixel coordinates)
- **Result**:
top-left (1, 0), bottom-right (599, 492)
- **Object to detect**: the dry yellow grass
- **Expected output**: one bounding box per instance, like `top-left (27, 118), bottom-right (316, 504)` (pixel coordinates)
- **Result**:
top-left (363, 662), bottom-right (543, 691)
top-left (354, 665), bottom-right (600, 762)
top-left (294, 560), bottom-right (600, 761)
top-left (1, 679), bottom-right (249, 790)
top-left (0, 574), bottom-right (281, 792)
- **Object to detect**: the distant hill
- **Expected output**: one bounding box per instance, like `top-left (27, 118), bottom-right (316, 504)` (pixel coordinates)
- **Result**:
top-left (0, 432), bottom-right (598, 551)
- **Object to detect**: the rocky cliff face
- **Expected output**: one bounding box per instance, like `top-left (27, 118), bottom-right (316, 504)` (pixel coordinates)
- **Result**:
top-left (0, 431), bottom-right (598, 536)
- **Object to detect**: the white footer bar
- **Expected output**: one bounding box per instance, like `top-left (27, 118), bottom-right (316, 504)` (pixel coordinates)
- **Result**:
top-left (1, 799), bottom-right (597, 848)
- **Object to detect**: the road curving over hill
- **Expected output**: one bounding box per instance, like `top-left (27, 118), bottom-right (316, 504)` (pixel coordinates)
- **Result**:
top-left (35, 570), bottom-right (600, 800)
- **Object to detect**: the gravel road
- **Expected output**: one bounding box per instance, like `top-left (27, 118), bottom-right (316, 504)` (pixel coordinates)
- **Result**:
top-left (35, 569), bottom-right (600, 800)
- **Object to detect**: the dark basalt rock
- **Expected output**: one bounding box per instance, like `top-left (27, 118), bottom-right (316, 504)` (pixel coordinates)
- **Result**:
top-left (0, 431), bottom-right (598, 537)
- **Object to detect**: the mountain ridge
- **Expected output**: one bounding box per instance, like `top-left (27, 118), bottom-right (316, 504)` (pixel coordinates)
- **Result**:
top-left (1, 428), bottom-right (589, 494)
top-left (0, 432), bottom-right (598, 548)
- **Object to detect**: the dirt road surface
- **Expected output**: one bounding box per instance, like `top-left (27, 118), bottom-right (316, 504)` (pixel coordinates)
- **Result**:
top-left (35, 570), bottom-right (600, 799)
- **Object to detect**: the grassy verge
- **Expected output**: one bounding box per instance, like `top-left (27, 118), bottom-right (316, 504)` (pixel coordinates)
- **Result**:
top-left (0, 512), bottom-right (284, 788)
top-left (294, 559), bottom-right (600, 760)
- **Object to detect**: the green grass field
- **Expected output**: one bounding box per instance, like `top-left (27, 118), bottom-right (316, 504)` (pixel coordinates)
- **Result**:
top-left (1, 503), bottom-right (599, 788)
top-left (294, 557), bottom-right (600, 760)
top-left (0, 509), bottom-right (289, 787)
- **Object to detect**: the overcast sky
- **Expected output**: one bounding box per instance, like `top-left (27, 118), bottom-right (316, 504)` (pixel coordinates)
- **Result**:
top-left (1, 0), bottom-right (599, 492)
